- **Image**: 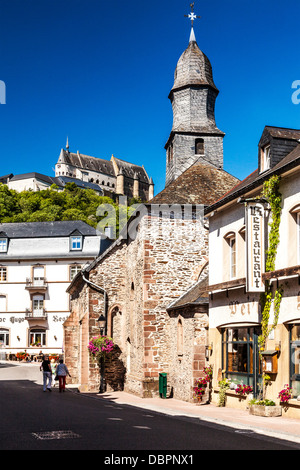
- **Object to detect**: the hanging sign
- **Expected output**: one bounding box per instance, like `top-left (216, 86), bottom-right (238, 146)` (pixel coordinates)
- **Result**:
top-left (246, 202), bottom-right (265, 292)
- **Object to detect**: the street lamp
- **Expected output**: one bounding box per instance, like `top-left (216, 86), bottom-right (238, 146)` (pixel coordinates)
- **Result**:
top-left (97, 313), bottom-right (107, 393)
top-left (97, 314), bottom-right (106, 335)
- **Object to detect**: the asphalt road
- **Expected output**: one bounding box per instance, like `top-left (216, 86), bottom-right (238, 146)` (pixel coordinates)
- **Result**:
top-left (0, 362), bottom-right (298, 456)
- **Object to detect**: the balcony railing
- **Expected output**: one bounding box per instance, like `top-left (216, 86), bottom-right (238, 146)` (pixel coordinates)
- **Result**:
top-left (25, 277), bottom-right (48, 291)
top-left (25, 308), bottom-right (47, 320)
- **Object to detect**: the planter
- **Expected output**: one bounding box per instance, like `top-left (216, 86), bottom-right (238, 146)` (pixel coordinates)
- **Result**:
top-left (249, 404), bottom-right (282, 417)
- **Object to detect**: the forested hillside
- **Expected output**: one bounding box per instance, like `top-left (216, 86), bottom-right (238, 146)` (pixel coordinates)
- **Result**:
top-left (0, 182), bottom-right (138, 234)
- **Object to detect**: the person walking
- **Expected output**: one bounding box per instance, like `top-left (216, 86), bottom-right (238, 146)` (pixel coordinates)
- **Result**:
top-left (56, 359), bottom-right (71, 392)
top-left (40, 355), bottom-right (52, 392)
top-left (50, 358), bottom-right (57, 387)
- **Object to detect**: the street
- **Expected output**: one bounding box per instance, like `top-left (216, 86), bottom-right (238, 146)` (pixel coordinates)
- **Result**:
top-left (0, 362), bottom-right (299, 455)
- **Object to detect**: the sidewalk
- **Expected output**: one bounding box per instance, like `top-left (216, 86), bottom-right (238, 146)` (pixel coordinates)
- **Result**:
top-left (76, 389), bottom-right (300, 446)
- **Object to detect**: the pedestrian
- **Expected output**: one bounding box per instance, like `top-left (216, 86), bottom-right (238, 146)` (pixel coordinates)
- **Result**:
top-left (50, 358), bottom-right (57, 387)
top-left (40, 355), bottom-right (52, 392)
top-left (56, 359), bottom-right (71, 392)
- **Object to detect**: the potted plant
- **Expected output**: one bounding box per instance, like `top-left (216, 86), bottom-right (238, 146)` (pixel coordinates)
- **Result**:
top-left (193, 365), bottom-right (213, 405)
top-left (249, 398), bottom-right (282, 417)
top-left (217, 377), bottom-right (230, 407)
top-left (278, 384), bottom-right (292, 405)
top-left (16, 351), bottom-right (28, 361)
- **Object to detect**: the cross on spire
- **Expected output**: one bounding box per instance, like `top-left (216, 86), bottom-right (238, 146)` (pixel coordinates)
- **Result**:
top-left (184, 2), bottom-right (201, 27)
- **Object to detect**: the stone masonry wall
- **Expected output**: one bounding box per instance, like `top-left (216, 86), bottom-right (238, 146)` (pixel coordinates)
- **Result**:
top-left (66, 209), bottom-right (209, 401)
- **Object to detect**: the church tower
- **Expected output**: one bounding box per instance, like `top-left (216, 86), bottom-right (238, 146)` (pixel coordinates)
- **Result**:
top-left (165, 5), bottom-right (225, 186)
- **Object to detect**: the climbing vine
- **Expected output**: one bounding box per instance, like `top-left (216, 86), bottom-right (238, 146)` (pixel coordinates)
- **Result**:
top-left (258, 175), bottom-right (283, 354)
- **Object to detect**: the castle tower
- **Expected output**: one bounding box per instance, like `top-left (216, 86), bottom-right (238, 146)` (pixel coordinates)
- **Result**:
top-left (165, 8), bottom-right (225, 186)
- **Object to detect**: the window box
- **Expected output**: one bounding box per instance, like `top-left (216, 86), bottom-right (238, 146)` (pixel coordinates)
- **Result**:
top-left (249, 404), bottom-right (282, 417)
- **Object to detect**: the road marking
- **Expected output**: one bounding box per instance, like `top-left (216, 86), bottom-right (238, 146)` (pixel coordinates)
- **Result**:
top-left (133, 426), bottom-right (151, 430)
top-left (107, 417), bottom-right (123, 421)
top-left (32, 430), bottom-right (80, 440)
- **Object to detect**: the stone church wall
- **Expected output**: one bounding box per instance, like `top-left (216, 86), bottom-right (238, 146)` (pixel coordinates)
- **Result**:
top-left (65, 210), bottom-right (209, 401)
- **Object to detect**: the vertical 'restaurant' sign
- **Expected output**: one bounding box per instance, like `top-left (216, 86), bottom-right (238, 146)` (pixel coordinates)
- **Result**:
top-left (246, 202), bottom-right (265, 292)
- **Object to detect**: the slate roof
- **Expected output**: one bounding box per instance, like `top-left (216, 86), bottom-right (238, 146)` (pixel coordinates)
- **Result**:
top-left (166, 276), bottom-right (209, 311)
top-left (58, 176), bottom-right (103, 192)
top-left (150, 163), bottom-right (240, 206)
top-left (9, 172), bottom-right (103, 193)
top-left (171, 40), bottom-right (218, 95)
top-left (60, 151), bottom-right (115, 176)
top-left (205, 139), bottom-right (300, 214)
top-left (58, 151), bottom-right (150, 183)
top-left (113, 157), bottom-right (149, 183)
top-left (10, 172), bottom-right (64, 187)
top-left (0, 220), bottom-right (98, 238)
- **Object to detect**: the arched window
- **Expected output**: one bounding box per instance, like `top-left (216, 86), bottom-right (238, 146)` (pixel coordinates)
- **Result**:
top-left (177, 317), bottom-right (184, 356)
top-left (224, 232), bottom-right (236, 279)
top-left (195, 138), bottom-right (204, 155)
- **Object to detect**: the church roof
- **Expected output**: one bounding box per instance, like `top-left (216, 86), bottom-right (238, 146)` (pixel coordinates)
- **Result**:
top-left (150, 162), bottom-right (240, 206)
top-left (170, 37), bottom-right (218, 95)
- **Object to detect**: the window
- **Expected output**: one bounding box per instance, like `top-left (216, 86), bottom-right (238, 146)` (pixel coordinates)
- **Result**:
top-left (33, 266), bottom-right (45, 285)
top-left (195, 138), bottom-right (204, 155)
top-left (222, 327), bottom-right (262, 394)
top-left (0, 267), bottom-right (7, 281)
top-left (70, 236), bottom-right (82, 251)
top-left (290, 324), bottom-right (300, 398)
top-left (0, 295), bottom-right (6, 311)
top-left (229, 237), bottom-right (236, 279)
top-left (29, 328), bottom-right (46, 347)
top-left (297, 213), bottom-right (300, 264)
top-left (177, 318), bottom-right (184, 356)
top-left (225, 232), bottom-right (236, 279)
top-left (0, 238), bottom-right (8, 253)
top-left (289, 205), bottom-right (300, 264)
top-left (260, 145), bottom-right (270, 173)
top-left (168, 144), bottom-right (173, 163)
top-left (0, 329), bottom-right (9, 347)
top-left (32, 295), bottom-right (44, 316)
top-left (70, 265), bottom-right (82, 281)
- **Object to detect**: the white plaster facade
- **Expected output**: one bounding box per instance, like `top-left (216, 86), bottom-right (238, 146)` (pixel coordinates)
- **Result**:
top-left (0, 221), bottom-right (103, 359)
top-left (205, 126), bottom-right (300, 418)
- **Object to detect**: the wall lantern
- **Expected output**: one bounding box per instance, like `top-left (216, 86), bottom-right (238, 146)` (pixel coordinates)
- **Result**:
top-left (97, 314), bottom-right (106, 336)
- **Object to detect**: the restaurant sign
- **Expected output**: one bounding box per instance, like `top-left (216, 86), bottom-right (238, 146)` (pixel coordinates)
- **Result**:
top-left (246, 202), bottom-right (265, 292)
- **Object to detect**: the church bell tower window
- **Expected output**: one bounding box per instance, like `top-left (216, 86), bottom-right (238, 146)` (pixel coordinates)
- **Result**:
top-left (195, 138), bottom-right (204, 155)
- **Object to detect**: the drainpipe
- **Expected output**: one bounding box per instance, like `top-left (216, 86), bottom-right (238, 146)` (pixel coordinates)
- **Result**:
top-left (81, 272), bottom-right (108, 335)
top-left (81, 272), bottom-right (108, 394)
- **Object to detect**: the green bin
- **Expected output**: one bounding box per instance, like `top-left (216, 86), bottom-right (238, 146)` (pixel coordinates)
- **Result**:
top-left (159, 372), bottom-right (167, 399)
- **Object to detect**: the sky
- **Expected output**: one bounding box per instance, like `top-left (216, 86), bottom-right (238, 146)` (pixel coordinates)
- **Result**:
top-left (1, 0), bottom-right (300, 195)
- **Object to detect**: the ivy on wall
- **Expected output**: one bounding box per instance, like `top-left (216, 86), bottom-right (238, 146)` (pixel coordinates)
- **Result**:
top-left (258, 175), bottom-right (283, 353)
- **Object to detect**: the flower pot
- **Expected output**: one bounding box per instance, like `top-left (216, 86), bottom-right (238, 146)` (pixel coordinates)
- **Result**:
top-left (249, 404), bottom-right (282, 417)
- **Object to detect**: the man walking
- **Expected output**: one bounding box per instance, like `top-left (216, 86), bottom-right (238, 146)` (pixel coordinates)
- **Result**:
top-left (40, 355), bottom-right (52, 392)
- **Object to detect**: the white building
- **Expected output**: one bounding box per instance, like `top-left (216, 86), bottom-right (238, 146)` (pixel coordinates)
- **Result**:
top-left (205, 126), bottom-right (300, 418)
top-left (0, 220), bottom-right (106, 359)
top-left (5, 172), bottom-right (103, 194)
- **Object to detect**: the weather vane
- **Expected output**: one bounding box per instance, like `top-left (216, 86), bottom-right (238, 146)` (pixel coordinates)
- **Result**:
top-left (184, 2), bottom-right (201, 27)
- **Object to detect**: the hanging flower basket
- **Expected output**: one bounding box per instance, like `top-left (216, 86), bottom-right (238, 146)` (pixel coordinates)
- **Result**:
top-left (88, 335), bottom-right (115, 364)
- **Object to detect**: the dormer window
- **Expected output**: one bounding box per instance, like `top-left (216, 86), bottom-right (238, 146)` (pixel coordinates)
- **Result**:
top-left (260, 145), bottom-right (270, 173)
top-left (0, 238), bottom-right (8, 253)
top-left (70, 235), bottom-right (83, 251)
